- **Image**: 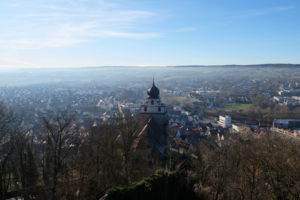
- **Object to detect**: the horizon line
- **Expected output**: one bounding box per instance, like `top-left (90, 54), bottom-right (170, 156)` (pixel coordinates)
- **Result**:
top-left (0, 63), bottom-right (300, 71)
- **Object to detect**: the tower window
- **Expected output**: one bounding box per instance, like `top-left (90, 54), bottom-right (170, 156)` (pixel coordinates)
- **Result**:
top-left (158, 106), bottom-right (161, 112)
top-left (144, 106), bottom-right (147, 112)
top-left (151, 100), bottom-right (154, 105)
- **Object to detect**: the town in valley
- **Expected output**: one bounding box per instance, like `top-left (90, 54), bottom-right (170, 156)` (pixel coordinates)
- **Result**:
top-left (1, 65), bottom-right (300, 154)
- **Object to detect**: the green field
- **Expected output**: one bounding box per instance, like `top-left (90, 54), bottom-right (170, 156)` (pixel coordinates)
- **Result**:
top-left (164, 96), bottom-right (199, 105)
top-left (225, 103), bottom-right (252, 110)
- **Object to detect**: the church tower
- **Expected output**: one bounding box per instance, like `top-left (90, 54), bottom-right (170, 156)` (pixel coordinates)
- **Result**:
top-left (139, 79), bottom-right (168, 154)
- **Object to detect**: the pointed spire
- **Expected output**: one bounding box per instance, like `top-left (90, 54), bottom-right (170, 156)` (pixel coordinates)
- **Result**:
top-left (152, 75), bottom-right (155, 86)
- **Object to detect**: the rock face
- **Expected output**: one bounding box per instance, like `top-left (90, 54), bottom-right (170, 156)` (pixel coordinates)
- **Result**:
top-left (100, 171), bottom-right (200, 200)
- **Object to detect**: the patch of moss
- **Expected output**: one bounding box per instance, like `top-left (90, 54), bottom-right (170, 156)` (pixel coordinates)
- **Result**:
top-left (105, 170), bottom-right (200, 200)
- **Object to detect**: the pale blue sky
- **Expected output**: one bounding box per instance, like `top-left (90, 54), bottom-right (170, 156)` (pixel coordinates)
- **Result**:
top-left (0, 0), bottom-right (300, 68)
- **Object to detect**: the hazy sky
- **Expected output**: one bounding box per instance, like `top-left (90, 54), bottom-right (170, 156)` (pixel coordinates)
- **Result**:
top-left (0, 0), bottom-right (300, 68)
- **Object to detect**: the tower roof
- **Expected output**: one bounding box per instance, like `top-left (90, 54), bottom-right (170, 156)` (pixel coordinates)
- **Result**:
top-left (147, 78), bottom-right (160, 99)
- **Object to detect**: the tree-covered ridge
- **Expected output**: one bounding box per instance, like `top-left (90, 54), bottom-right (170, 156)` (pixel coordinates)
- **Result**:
top-left (1, 102), bottom-right (300, 199)
top-left (101, 133), bottom-right (300, 200)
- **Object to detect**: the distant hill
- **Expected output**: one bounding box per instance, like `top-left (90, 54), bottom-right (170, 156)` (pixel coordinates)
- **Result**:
top-left (168, 64), bottom-right (300, 68)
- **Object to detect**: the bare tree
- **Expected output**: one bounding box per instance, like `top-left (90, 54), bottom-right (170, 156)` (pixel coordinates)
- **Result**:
top-left (11, 133), bottom-right (39, 200)
top-left (116, 113), bottom-right (141, 185)
top-left (77, 123), bottom-right (122, 199)
top-left (0, 103), bottom-right (17, 199)
top-left (42, 111), bottom-right (76, 200)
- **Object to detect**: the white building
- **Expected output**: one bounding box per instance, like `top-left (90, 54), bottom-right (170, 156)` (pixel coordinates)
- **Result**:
top-left (218, 115), bottom-right (232, 128)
